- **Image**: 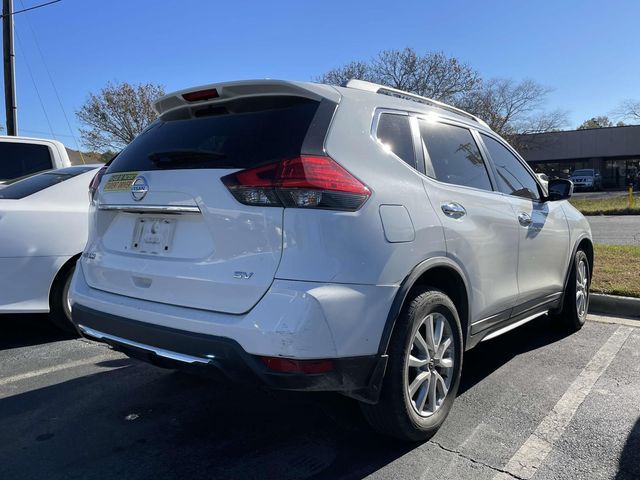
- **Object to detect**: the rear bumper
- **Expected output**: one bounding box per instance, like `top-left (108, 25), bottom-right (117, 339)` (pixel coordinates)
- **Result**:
top-left (72, 303), bottom-right (385, 401)
top-left (69, 266), bottom-right (397, 401)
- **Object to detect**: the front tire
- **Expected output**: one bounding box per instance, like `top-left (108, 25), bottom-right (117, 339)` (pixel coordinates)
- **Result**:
top-left (49, 263), bottom-right (78, 335)
top-left (556, 249), bottom-right (590, 332)
top-left (361, 287), bottom-right (463, 442)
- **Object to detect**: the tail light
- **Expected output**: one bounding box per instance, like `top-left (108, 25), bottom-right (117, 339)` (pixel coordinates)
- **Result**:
top-left (88, 166), bottom-right (108, 204)
top-left (221, 155), bottom-right (371, 211)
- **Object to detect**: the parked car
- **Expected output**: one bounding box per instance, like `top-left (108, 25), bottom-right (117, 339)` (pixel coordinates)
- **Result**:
top-left (0, 165), bottom-right (101, 332)
top-left (0, 136), bottom-right (72, 187)
top-left (570, 168), bottom-right (602, 191)
top-left (70, 79), bottom-right (593, 441)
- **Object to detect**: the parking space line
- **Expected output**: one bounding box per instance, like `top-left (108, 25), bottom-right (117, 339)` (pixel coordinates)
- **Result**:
top-left (492, 325), bottom-right (632, 480)
top-left (0, 353), bottom-right (119, 387)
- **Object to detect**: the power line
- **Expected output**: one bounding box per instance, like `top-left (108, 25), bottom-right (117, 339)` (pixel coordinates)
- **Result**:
top-left (17, 0), bottom-right (85, 162)
top-left (0, 0), bottom-right (61, 19)
top-left (14, 26), bottom-right (56, 139)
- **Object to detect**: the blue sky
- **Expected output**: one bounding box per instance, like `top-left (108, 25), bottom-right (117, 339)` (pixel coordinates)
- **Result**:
top-left (4, 0), bottom-right (640, 150)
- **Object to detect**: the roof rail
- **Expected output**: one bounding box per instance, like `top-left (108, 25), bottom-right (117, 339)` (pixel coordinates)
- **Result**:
top-left (344, 79), bottom-right (488, 127)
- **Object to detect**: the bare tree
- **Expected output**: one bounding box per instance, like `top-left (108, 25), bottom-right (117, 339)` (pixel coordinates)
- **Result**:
top-left (76, 81), bottom-right (165, 151)
top-left (319, 51), bottom-right (564, 146)
top-left (612, 99), bottom-right (640, 124)
top-left (318, 48), bottom-right (480, 103)
top-left (458, 78), bottom-right (567, 145)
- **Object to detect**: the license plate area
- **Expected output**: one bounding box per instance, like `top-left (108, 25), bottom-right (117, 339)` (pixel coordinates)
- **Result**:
top-left (131, 217), bottom-right (176, 255)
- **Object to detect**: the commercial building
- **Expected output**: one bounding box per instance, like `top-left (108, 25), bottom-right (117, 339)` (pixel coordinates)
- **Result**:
top-left (518, 125), bottom-right (640, 188)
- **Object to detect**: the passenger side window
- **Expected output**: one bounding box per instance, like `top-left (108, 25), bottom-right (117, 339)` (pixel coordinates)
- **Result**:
top-left (375, 113), bottom-right (417, 169)
top-left (419, 120), bottom-right (493, 191)
top-left (481, 134), bottom-right (540, 201)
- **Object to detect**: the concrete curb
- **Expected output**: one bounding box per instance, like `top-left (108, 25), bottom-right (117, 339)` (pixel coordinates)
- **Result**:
top-left (589, 293), bottom-right (640, 319)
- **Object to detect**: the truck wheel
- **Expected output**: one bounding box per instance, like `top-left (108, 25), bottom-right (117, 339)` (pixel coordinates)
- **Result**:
top-left (361, 287), bottom-right (463, 441)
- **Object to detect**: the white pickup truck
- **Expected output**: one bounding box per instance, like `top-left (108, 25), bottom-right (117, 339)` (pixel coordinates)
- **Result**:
top-left (0, 136), bottom-right (71, 186)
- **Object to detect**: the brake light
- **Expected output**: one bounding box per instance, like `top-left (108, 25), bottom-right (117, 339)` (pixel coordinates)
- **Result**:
top-left (88, 166), bottom-right (108, 204)
top-left (182, 88), bottom-right (219, 102)
top-left (221, 156), bottom-right (371, 211)
top-left (260, 356), bottom-right (334, 374)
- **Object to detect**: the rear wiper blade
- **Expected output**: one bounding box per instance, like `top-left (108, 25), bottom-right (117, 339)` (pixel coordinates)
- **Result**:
top-left (148, 150), bottom-right (227, 165)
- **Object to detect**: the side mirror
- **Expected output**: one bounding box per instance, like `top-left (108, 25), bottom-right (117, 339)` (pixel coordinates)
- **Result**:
top-left (547, 179), bottom-right (573, 201)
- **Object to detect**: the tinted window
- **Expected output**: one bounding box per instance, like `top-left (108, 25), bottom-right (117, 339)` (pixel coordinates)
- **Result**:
top-left (482, 134), bottom-right (540, 200)
top-left (0, 167), bottom-right (94, 199)
top-left (108, 97), bottom-right (320, 173)
top-left (0, 142), bottom-right (53, 181)
top-left (419, 121), bottom-right (492, 191)
top-left (376, 113), bottom-right (416, 168)
top-left (572, 169), bottom-right (594, 176)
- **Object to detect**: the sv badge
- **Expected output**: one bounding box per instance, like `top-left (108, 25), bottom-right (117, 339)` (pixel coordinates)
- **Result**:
top-left (233, 271), bottom-right (254, 280)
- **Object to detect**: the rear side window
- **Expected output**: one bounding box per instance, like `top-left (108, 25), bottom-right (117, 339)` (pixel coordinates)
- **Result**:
top-left (0, 167), bottom-right (93, 199)
top-left (0, 142), bottom-right (53, 181)
top-left (108, 97), bottom-right (320, 173)
top-left (481, 134), bottom-right (540, 201)
top-left (419, 121), bottom-right (493, 191)
top-left (375, 113), bottom-right (416, 169)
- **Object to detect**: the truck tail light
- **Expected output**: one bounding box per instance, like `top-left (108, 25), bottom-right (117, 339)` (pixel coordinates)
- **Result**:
top-left (221, 155), bottom-right (370, 211)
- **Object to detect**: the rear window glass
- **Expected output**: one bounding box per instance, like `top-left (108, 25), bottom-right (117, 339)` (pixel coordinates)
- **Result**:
top-left (108, 97), bottom-right (320, 173)
top-left (375, 113), bottom-right (416, 169)
top-left (0, 142), bottom-right (53, 181)
top-left (0, 167), bottom-right (94, 199)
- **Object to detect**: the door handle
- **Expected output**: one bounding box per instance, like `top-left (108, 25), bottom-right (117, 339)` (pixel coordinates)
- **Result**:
top-left (518, 212), bottom-right (532, 226)
top-left (441, 202), bottom-right (466, 219)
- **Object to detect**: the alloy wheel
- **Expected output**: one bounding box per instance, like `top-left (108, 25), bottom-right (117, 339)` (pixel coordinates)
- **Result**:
top-left (405, 312), bottom-right (456, 417)
top-left (576, 258), bottom-right (589, 319)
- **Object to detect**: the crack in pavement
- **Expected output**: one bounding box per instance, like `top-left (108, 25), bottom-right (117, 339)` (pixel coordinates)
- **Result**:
top-left (430, 440), bottom-right (526, 480)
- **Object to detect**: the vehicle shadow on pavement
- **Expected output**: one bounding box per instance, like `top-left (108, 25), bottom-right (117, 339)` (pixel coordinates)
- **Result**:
top-left (0, 315), bottom-right (575, 480)
top-left (458, 314), bottom-right (571, 395)
top-left (617, 417), bottom-right (640, 480)
top-left (0, 314), bottom-right (74, 350)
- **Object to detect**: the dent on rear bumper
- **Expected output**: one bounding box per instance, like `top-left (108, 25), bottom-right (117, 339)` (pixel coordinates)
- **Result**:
top-left (70, 266), bottom-right (397, 358)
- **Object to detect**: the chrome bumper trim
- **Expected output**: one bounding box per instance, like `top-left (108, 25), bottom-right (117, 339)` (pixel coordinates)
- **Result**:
top-left (78, 324), bottom-right (213, 365)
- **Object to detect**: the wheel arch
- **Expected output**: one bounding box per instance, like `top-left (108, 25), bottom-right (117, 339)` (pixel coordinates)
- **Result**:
top-left (378, 257), bottom-right (471, 356)
top-left (48, 253), bottom-right (81, 307)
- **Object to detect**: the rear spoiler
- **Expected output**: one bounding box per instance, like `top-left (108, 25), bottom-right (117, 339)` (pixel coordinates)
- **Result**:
top-left (154, 80), bottom-right (340, 117)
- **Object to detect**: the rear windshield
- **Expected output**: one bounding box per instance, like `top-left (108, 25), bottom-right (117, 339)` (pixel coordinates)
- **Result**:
top-left (0, 141), bottom-right (53, 181)
top-left (108, 97), bottom-right (320, 173)
top-left (0, 166), bottom-right (95, 199)
top-left (572, 169), bottom-right (594, 176)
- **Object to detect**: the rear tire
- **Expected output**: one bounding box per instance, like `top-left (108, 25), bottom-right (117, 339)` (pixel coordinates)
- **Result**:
top-left (554, 249), bottom-right (590, 332)
top-left (49, 263), bottom-right (78, 335)
top-left (361, 287), bottom-right (463, 442)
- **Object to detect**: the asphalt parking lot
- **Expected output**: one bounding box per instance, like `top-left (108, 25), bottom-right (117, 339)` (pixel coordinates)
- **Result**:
top-left (1, 313), bottom-right (638, 480)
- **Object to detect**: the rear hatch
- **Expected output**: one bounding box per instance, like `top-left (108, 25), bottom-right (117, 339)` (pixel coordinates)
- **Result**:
top-left (83, 84), bottom-right (337, 314)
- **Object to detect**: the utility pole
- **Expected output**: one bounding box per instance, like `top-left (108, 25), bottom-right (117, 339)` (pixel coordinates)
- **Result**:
top-left (3, 0), bottom-right (17, 136)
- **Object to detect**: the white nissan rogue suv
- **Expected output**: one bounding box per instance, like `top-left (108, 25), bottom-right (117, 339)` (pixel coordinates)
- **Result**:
top-left (70, 79), bottom-right (592, 441)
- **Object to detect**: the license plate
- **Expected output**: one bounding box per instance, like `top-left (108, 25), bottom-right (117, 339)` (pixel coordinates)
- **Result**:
top-left (131, 217), bottom-right (175, 254)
